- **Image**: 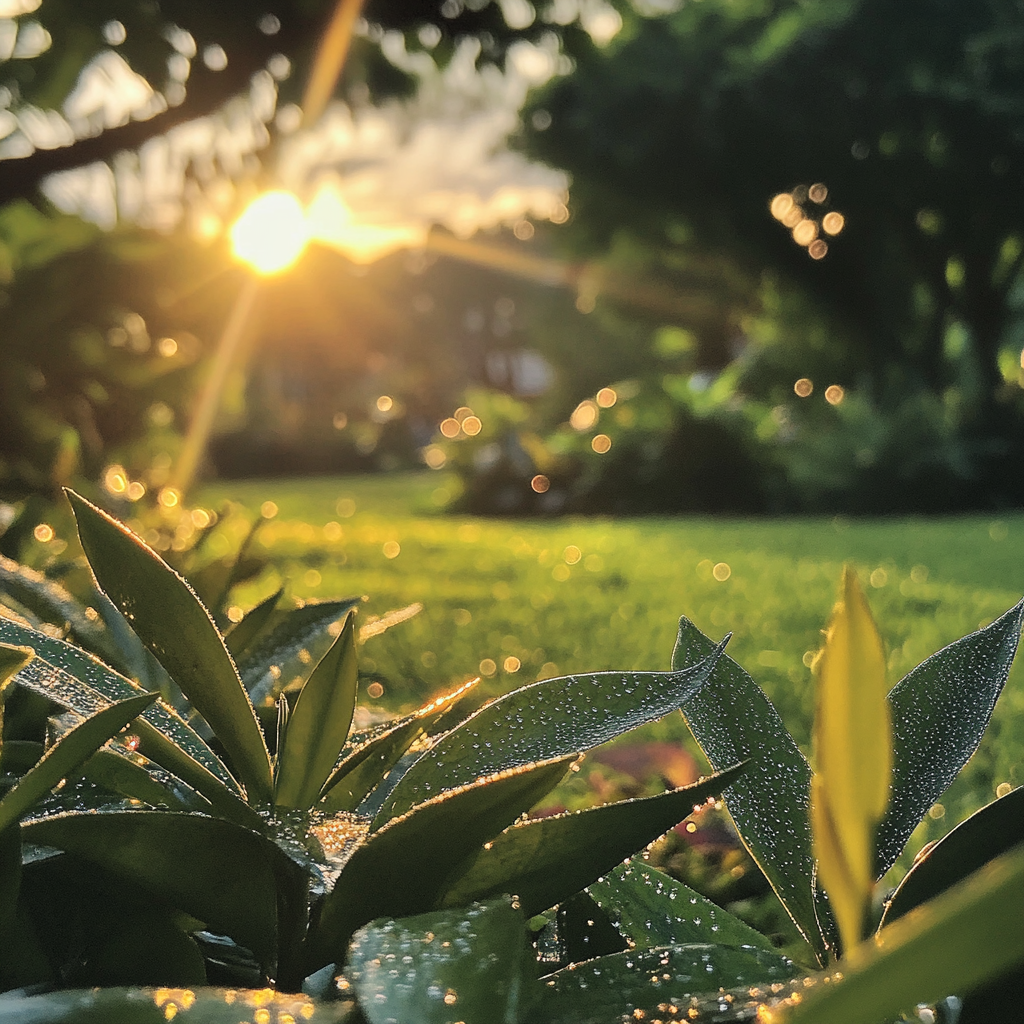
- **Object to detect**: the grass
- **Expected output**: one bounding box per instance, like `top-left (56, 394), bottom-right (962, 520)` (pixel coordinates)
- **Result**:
top-left (199, 471), bottom-right (1024, 871)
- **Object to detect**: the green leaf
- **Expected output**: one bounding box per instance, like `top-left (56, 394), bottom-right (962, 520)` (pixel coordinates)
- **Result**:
top-left (225, 588), bottom-right (282, 658)
top-left (237, 598), bottom-right (362, 707)
top-left (672, 617), bottom-right (826, 964)
top-left (82, 745), bottom-right (209, 812)
top-left (876, 596), bottom-right (1024, 876)
top-left (587, 860), bottom-right (778, 953)
top-left (20, 809), bottom-right (306, 969)
top-left (318, 714), bottom-right (426, 813)
top-left (0, 555), bottom-right (125, 672)
top-left (0, 619), bottom-right (260, 829)
top-left (0, 822), bottom-right (20, 952)
top-left (0, 987), bottom-right (356, 1023)
top-left (440, 764), bottom-right (747, 917)
top-left (782, 845), bottom-right (1024, 1024)
top-left (0, 642), bottom-right (33, 696)
top-left (347, 898), bottom-right (533, 1024)
top-left (0, 692), bottom-right (157, 831)
top-left (67, 490), bottom-right (272, 803)
top-left (376, 638), bottom-right (728, 825)
top-left (307, 755), bottom-right (574, 970)
top-left (882, 785), bottom-right (1024, 927)
top-left (532, 943), bottom-right (795, 1024)
top-left (319, 681), bottom-right (478, 813)
top-left (275, 614), bottom-right (358, 810)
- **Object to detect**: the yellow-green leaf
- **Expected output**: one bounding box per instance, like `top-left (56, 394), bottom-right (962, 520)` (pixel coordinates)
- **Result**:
top-left (811, 567), bottom-right (891, 955)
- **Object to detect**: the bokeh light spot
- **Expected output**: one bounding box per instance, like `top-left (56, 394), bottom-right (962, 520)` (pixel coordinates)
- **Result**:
top-left (808, 239), bottom-right (828, 259)
top-left (570, 400), bottom-right (599, 431)
top-left (596, 387), bottom-right (617, 408)
top-left (592, 433), bottom-right (612, 453)
top-left (440, 418), bottom-right (461, 438)
top-left (531, 474), bottom-right (550, 493)
top-left (712, 562), bottom-right (731, 582)
top-left (822, 212), bottom-right (845, 235)
top-left (825, 384), bottom-right (845, 405)
top-left (462, 415), bottom-right (482, 436)
top-left (794, 378), bottom-right (814, 397)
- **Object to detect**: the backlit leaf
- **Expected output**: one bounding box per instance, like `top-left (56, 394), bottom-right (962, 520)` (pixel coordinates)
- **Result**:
top-left (376, 639), bottom-right (728, 825)
top-left (0, 619), bottom-right (259, 829)
top-left (225, 588), bottom-right (282, 658)
top-left (782, 845), bottom-right (1024, 1024)
top-left (347, 898), bottom-right (532, 1024)
top-left (275, 614), bottom-right (358, 810)
top-left (441, 764), bottom-right (747, 917)
top-left (673, 618), bottom-right (827, 964)
top-left (0, 691), bottom-right (157, 831)
top-left (876, 595), bottom-right (1024, 876)
top-left (587, 860), bottom-right (777, 953)
top-left (533, 943), bottom-right (795, 1024)
top-left (67, 490), bottom-right (273, 803)
top-left (811, 568), bottom-right (891, 954)
top-left (881, 785), bottom-right (1024, 926)
top-left (307, 755), bottom-right (574, 970)
top-left (237, 598), bottom-right (361, 707)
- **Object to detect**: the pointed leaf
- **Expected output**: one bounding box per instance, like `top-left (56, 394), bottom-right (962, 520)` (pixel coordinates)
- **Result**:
top-left (0, 618), bottom-right (260, 828)
top-left (21, 809), bottom-right (306, 968)
top-left (0, 642), bottom-right (33, 696)
top-left (0, 692), bottom-right (157, 831)
top-left (534, 943), bottom-right (795, 1024)
top-left (307, 755), bottom-right (574, 970)
top-left (225, 588), bottom-right (282, 658)
top-left (318, 681), bottom-right (479, 813)
top-left (441, 764), bottom-right (746, 916)
top-left (588, 861), bottom-right (777, 953)
top-left (876, 595), bottom-right (1024, 876)
top-left (83, 746), bottom-right (210, 812)
top-left (67, 490), bottom-right (272, 802)
top-left (318, 714), bottom-right (426, 813)
top-left (673, 617), bottom-right (827, 964)
top-left (783, 846), bottom-right (1024, 1024)
top-left (275, 614), bottom-right (358, 810)
top-left (348, 898), bottom-right (532, 1024)
top-left (237, 598), bottom-right (362, 707)
top-left (882, 785), bottom-right (1024, 927)
top-left (811, 568), bottom-right (891, 954)
top-left (0, 555), bottom-right (126, 671)
top-left (377, 638), bottom-right (729, 825)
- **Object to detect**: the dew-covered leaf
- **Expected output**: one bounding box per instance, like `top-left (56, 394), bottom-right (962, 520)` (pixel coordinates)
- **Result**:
top-left (882, 785), bottom-right (1024, 927)
top-left (532, 943), bottom-right (795, 1024)
top-left (376, 639), bottom-right (728, 825)
top-left (307, 756), bottom-right (574, 970)
top-left (225, 588), bottom-right (282, 658)
top-left (0, 692), bottom-right (156, 831)
top-left (276, 614), bottom-right (358, 810)
top-left (83, 745), bottom-right (210, 812)
top-left (672, 617), bottom-right (826, 964)
top-left (346, 897), bottom-right (533, 1024)
top-left (318, 714), bottom-right (426, 813)
top-left (440, 764), bottom-right (746, 916)
top-left (319, 682), bottom-right (478, 813)
top-left (0, 619), bottom-right (259, 828)
top-left (21, 810), bottom-right (306, 968)
top-left (91, 588), bottom-right (177, 700)
top-left (0, 555), bottom-right (126, 671)
top-left (67, 491), bottom-right (273, 803)
top-left (587, 860), bottom-right (777, 953)
top-left (0, 986), bottom-right (355, 1023)
top-left (0, 642), bottom-right (33, 702)
top-left (237, 598), bottom-right (361, 707)
top-left (784, 845), bottom-right (1024, 1024)
top-left (876, 596), bottom-right (1024, 876)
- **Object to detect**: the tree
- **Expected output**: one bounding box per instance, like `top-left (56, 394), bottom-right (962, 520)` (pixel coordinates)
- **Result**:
top-left (525, 0), bottom-right (1024, 505)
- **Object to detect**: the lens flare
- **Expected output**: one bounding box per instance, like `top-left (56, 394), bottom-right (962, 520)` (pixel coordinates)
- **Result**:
top-left (230, 191), bottom-right (309, 275)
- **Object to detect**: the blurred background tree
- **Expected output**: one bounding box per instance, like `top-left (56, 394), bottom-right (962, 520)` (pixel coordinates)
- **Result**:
top-left (2, 0), bottom-right (1024, 525)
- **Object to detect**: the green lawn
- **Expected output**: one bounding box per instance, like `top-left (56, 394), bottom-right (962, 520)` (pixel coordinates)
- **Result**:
top-left (199, 471), bottom-right (1024, 867)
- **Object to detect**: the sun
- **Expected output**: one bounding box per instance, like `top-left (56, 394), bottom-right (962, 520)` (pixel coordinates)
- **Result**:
top-left (230, 191), bottom-right (309, 275)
